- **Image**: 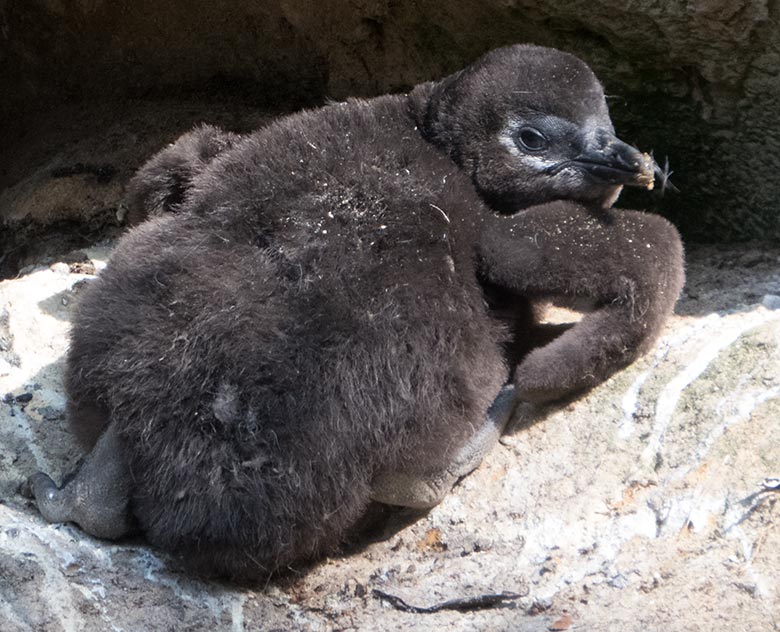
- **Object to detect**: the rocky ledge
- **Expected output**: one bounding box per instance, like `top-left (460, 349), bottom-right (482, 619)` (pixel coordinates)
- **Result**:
top-left (1, 241), bottom-right (778, 631)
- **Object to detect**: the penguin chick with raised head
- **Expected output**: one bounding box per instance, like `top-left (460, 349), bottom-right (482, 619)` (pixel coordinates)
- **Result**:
top-left (26, 45), bottom-right (683, 580)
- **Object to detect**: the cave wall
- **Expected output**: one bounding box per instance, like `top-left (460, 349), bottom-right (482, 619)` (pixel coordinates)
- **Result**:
top-left (1, 0), bottom-right (779, 243)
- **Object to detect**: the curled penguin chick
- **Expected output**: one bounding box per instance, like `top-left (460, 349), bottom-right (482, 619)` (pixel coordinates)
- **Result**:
top-left (28, 44), bottom-right (683, 580)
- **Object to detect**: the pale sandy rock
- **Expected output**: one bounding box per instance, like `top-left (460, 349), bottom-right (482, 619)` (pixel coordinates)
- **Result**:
top-left (0, 242), bottom-right (778, 631)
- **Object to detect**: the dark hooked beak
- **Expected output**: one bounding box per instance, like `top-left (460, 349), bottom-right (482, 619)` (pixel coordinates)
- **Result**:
top-left (570, 130), bottom-right (655, 189)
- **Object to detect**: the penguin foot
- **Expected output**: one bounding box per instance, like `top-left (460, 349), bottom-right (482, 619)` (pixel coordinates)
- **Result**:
top-left (370, 385), bottom-right (517, 509)
top-left (25, 423), bottom-right (134, 540)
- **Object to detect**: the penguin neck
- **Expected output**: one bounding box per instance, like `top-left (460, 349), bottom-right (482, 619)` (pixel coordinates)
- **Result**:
top-left (407, 75), bottom-right (465, 165)
top-left (407, 81), bottom-right (438, 143)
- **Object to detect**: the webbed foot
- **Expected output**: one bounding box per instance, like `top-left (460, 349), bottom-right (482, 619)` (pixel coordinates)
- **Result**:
top-left (23, 423), bottom-right (134, 540)
top-left (370, 384), bottom-right (517, 508)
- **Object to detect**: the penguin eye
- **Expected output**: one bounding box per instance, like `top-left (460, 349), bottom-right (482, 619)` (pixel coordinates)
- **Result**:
top-left (516, 127), bottom-right (549, 152)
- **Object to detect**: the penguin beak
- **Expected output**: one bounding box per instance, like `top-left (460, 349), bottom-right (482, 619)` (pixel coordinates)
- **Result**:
top-left (572, 130), bottom-right (655, 189)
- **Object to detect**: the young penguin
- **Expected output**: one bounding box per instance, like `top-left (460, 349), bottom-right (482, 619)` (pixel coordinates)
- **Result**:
top-left (26, 45), bottom-right (683, 579)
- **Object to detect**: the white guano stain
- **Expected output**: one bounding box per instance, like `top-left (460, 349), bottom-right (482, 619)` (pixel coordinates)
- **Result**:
top-left (674, 385), bottom-right (780, 482)
top-left (10, 407), bottom-right (54, 475)
top-left (619, 314), bottom-right (719, 439)
top-left (231, 594), bottom-right (247, 632)
top-left (639, 309), bottom-right (780, 469)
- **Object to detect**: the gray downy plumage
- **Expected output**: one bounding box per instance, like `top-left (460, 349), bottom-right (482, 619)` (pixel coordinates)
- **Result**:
top-left (27, 44), bottom-right (684, 580)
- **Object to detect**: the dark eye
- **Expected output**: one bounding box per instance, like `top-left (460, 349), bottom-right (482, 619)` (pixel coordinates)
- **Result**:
top-left (516, 127), bottom-right (548, 152)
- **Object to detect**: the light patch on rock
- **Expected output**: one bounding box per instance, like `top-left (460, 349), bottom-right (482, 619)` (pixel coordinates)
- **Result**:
top-left (0, 243), bottom-right (778, 630)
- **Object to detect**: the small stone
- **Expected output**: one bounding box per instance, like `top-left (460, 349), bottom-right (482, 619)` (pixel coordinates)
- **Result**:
top-left (549, 613), bottom-right (573, 630)
top-left (527, 598), bottom-right (552, 615)
top-left (35, 405), bottom-right (64, 421)
top-left (761, 294), bottom-right (780, 310)
top-left (607, 573), bottom-right (629, 589)
top-left (18, 264), bottom-right (46, 275)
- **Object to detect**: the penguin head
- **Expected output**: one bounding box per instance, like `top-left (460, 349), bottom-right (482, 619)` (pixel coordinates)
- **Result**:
top-left (416, 44), bottom-right (655, 213)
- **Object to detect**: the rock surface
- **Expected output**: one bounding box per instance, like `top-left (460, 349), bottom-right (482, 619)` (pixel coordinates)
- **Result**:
top-left (0, 100), bottom-right (274, 278)
top-left (3, 5), bottom-right (778, 626)
top-left (1, 241), bottom-right (778, 631)
top-left (2, 0), bottom-right (780, 247)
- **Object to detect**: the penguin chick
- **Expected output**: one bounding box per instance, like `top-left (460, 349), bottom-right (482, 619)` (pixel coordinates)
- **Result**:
top-left (27, 44), bottom-right (683, 580)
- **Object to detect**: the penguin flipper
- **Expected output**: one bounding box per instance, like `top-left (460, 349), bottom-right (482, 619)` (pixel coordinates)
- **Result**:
top-left (479, 202), bottom-right (684, 403)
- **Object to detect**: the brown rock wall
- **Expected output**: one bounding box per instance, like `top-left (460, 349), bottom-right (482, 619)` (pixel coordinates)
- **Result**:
top-left (2, 0), bottom-right (779, 250)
